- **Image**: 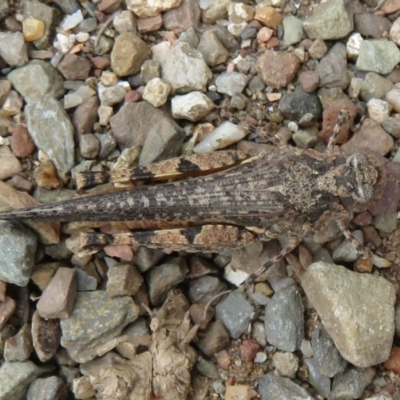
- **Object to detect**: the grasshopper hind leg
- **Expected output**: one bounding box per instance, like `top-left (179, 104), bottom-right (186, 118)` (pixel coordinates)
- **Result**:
top-left (78, 224), bottom-right (256, 255)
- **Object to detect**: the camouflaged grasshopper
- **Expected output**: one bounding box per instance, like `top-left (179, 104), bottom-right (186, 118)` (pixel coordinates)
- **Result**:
top-left (0, 111), bottom-right (390, 286)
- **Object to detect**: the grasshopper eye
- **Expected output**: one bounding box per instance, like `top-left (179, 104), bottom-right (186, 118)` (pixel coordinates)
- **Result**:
top-left (352, 184), bottom-right (374, 204)
top-left (347, 153), bottom-right (369, 168)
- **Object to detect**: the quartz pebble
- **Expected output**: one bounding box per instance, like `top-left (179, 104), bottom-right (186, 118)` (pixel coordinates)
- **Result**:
top-left (194, 121), bottom-right (247, 153)
top-left (171, 91), bottom-right (214, 121)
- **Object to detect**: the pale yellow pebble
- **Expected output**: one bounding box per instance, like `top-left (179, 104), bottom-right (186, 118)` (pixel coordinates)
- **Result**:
top-left (225, 385), bottom-right (252, 400)
top-left (23, 17), bottom-right (45, 41)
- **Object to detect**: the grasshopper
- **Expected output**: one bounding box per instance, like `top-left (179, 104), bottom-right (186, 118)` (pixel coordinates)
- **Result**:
top-left (0, 111), bottom-right (390, 286)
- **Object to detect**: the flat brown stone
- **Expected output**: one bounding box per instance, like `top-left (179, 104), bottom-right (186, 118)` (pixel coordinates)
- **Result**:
top-left (37, 267), bottom-right (77, 319)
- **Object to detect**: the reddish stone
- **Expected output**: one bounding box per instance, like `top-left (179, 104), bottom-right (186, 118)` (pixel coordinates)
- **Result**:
top-left (352, 211), bottom-right (373, 226)
top-left (163, 0), bottom-right (201, 34)
top-left (36, 267), bottom-right (77, 319)
top-left (137, 15), bottom-right (163, 33)
top-left (298, 70), bottom-right (320, 93)
top-left (239, 338), bottom-right (260, 361)
top-left (10, 124), bottom-right (36, 158)
top-left (341, 118), bottom-right (394, 156)
top-left (216, 350), bottom-right (231, 369)
top-left (94, 10), bottom-right (107, 22)
top-left (256, 50), bottom-right (299, 89)
top-left (90, 56), bottom-right (110, 70)
top-left (104, 245), bottom-right (134, 261)
top-left (267, 37), bottom-right (280, 48)
top-left (57, 54), bottom-right (92, 81)
top-left (384, 347), bottom-right (400, 373)
top-left (320, 102), bottom-right (357, 144)
top-left (4, 323), bottom-right (33, 361)
top-left (125, 90), bottom-right (142, 103)
top-left (98, 0), bottom-right (121, 13)
top-left (0, 296), bottom-right (17, 330)
top-left (368, 162), bottom-right (400, 216)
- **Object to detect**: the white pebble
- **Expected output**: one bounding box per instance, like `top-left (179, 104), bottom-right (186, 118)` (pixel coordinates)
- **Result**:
top-left (194, 121), bottom-right (247, 153)
top-left (75, 32), bottom-right (89, 43)
top-left (385, 87), bottom-right (400, 113)
top-left (254, 352), bottom-right (267, 363)
top-left (63, 93), bottom-right (82, 109)
top-left (60, 9), bottom-right (84, 31)
top-left (346, 32), bottom-right (363, 60)
top-left (143, 78), bottom-right (171, 108)
top-left (171, 91), bottom-right (214, 121)
top-left (74, 85), bottom-right (96, 103)
top-left (288, 121), bottom-right (298, 132)
top-left (367, 98), bottom-right (392, 125)
top-left (55, 32), bottom-right (76, 54)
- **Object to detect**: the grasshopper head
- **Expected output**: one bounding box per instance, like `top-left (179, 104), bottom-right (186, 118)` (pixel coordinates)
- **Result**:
top-left (335, 152), bottom-right (386, 212)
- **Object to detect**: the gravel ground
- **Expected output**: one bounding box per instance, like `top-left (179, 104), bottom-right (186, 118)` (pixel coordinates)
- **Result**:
top-left (0, 0), bottom-right (400, 399)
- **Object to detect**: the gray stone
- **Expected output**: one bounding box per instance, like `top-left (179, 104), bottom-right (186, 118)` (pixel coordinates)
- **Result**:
top-left (315, 42), bottom-right (349, 89)
top-left (205, 25), bottom-right (239, 53)
top-left (311, 326), bottom-right (347, 377)
top-left (196, 320), bottom-right (230, 357)
top-left (354, 12), bottom-right (392, 39)
top-left (279, 86), bottom-right (322, 120)
top-left (188, 275), bottom-right (228, 305)
top-left (0, 361), bottom-right (52, 400)
top-left (360, 72), bottom-right (394, 102)
top-left (332, 230), bottom-right (364, 263)
top-left (60, 291), bottom-right (139, 362)
top-left (95, 132), bottom-right (117, 159)
top-left (0, 32), bottom-right (28, 67)
top-left (330, 367), bottom-right (376, 400)
top-left (195, 357), bottom-right (219, 379)
top-left (110, 101), bottom-right (168, 149)
top-left (292, 129), bottom-right (317, 149)
top-left (215, 72), bottom-right (248, 96)
top-left (139, 117), bottom-right (186, 165)
top-left (382, 117), bottom-right (400, 139)
top-left (215, 290), bottom-right (253, 339)
top-left (25, 97), bottom-right (75, 180)
top-left (258, 373), bottom-right (313, 400)
top-left (0, 221), bottom-right (37, 286)
top-left (303, 358), bottom-right (331, 398)
top-left (147, 257), bottom-right (188, 305)
top-left (373, 212), bottom-right (398, 234)
top-left (301, 262), bottom-right (395, 367)
top-left (197, 30), bottom-right (229, 67)
top-left (356, 40), bottom-right (400, 75)
top-left (303, 0), bottom-right (353, 40)
top-left (78, 17), bottom-right (97, 33)
top-left (281, 15), bottom-right (304, 49)
top-left (264, 286), bottom-right (304, 352)
top-left (7, 60), bottom-right (65, 104)
top-left (178, 27), bottom-right (199, 48)
top-left (133, 247), bottom-right (165, 273)
top-left (140, 59), bottom-right (161, 83)
top-left (26, 376), bottom-right (68, 400)
top-left (153, 41), bottom-right (212, 93)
